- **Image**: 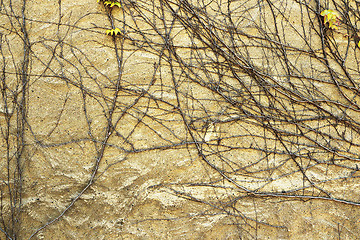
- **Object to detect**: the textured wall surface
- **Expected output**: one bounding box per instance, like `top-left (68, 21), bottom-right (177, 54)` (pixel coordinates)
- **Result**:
top-left (1, 0), bottom-right (360, 239)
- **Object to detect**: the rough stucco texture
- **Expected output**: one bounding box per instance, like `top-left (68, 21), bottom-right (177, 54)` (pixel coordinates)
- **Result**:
top-left (1, 0), bottom-right (360, 239)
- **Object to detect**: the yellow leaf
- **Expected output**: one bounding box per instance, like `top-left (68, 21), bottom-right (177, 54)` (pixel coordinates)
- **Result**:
top-left (106, 28), bottom-right (121, 36)
top-left (103, 1), bottom-right (120, 8)
top-left (106, 29), bottom-right (114, 35)
top-left (321, 10), bottom-right (332, 16)
top-left (321, 9), bottom-right (341, 29)
top-left (114, 28), bottom-right (121, 35)
top-left (358, 41), bottom-right (360, 48)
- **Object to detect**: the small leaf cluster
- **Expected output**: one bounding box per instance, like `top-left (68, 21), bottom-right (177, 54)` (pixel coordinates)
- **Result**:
top-left (320, 9), bottom-right (360, 48)
top-left (320, 10), bottom-right (341, 30)
top-left (98, 0), bottom-right (122, 36)
top-left (104, 1), bottom-right (121, 8)
top-left (106, 28), bottom-right (121, 36)
top-left (97, 0), bottom-right (121, 8)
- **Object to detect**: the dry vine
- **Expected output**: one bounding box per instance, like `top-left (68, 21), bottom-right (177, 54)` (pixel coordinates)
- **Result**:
top-left (1, 0), bottom-right (360, 239)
